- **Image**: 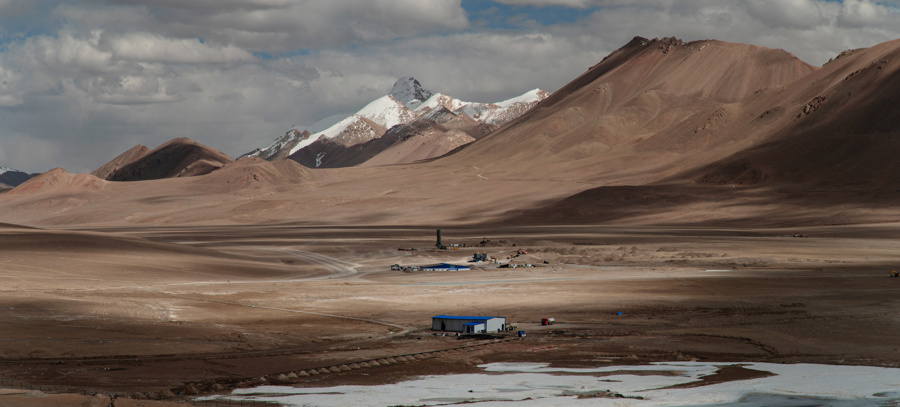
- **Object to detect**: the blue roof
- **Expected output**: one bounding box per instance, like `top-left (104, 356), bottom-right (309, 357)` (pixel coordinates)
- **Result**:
top-left (432, 315), bottom-right (504, 320)
top-left (463, 322), bottom-right (485, 326)
top-left (422, 263), bottom-right (470, 270)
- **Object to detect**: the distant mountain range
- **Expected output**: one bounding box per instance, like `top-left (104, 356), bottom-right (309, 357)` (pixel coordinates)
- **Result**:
top-left (240, 77), bottom-right (549, 168)
top-left (87, 78), bottom-right (548, 183)
top-left (0, 167), bottom-right (36, 189)
top-left (5, 36), bottom-right (900, 228)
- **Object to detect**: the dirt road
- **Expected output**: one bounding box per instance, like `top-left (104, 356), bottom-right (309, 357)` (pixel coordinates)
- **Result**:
top-left (1, 223), bottom-right (899, 400)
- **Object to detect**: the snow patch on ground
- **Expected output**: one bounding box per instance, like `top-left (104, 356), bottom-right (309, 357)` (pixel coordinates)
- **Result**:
top-left (206, 362), bottom-right (900, 406)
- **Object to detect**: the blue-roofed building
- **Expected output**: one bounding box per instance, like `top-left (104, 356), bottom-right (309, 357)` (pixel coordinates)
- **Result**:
top-left (432, 315), bottom-right (506, 333)
top-left (421, 263), bottom-right (471, 271)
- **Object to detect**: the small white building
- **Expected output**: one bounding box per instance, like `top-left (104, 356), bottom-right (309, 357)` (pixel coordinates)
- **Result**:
top-left (462, 322), bottom-right (486, 334)
top-left (432, 315), bottom-right (507, 333)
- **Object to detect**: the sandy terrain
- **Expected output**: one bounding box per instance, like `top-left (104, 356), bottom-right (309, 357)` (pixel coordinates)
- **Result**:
top-left (1, 222), bottom-right (899, 405)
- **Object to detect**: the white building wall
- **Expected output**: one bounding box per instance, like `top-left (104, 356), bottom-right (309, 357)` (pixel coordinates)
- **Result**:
top-left (484, 317), bottom-right (506, 332)
top-left (432, 316), bottom-right (507, 333)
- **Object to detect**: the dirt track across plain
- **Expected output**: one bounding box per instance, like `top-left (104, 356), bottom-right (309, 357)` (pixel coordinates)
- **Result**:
top-left (1, 222), bottom-right (900, 402)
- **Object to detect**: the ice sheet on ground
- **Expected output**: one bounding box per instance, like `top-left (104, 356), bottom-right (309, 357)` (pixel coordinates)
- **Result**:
top-left (208, 362), bottom-right (900, 407)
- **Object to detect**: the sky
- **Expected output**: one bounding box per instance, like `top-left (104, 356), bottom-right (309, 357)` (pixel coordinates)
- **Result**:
top-left (0, 0), bottom-right (898, 173)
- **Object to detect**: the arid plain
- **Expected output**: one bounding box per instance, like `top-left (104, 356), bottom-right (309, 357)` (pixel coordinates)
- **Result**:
top-left (3, 36), bottom-right (900, 405)
top-left (1, 222), bottom-right (900, 405)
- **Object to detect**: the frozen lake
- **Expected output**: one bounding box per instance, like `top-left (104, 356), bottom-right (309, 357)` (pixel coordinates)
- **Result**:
top-left (203, 362), bottom-right (900, 406)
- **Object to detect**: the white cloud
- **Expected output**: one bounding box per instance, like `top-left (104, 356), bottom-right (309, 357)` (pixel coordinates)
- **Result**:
top-left (23, 31), bottom-right (115, 75)
top-left (744, 0), bottom-right (826, 29)
top-left (0, 65), bottom-right (23, 106)
top-left (838, 0), bottom-right (899, 28)
top-left (82, 0), bottom-right (471, 54)
top-left (104, 33), bottom-right (256, 64)
top-left (0, 0), bottom-right (900, 173)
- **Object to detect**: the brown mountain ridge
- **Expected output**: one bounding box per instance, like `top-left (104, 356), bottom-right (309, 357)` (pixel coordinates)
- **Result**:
top-left (97, 138), bottom-right (234, 182)
top-left (3, 36), bottom-right (900, 227)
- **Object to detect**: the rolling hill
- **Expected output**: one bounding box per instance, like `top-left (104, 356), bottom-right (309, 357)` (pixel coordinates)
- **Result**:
top-left (98, 138), bottom-right (234, 181)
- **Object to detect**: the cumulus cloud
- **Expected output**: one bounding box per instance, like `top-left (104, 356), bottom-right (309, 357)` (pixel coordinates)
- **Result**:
top-left (79, 0), bottom-right (471, 54)
top-left (838, 0), bottom-right (899, 28)
top-left (0, 0), bottom-right (899, 173)
top-left (104, 33), bottom-right (255, 64)
top-left (744, 0), bottom-right (826, 29)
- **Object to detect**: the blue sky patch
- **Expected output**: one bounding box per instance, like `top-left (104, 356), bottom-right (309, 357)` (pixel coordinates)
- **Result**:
top-left (462, 0), bottom-right (596, 29)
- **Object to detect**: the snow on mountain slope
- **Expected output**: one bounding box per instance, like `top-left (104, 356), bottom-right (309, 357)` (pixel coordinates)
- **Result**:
top-left (284, 115), bottom-right (384, 158)
top-left (415, 88), bottom-right (550, 131)
top-left (498, 89), bottom-right (545, 107)
top-left (245, 77), bottom-right (549, 167)
top-left (458, 89), bottom-right (551, 128)
top-left (355, 95), bottom-right (416, 130)
top-left (415, 93), bottom-right (469, 113)
top-left (240, 128), bottom-right (311, 161)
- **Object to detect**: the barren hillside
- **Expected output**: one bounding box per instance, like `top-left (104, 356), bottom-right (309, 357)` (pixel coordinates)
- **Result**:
top-left (4, 37), bottom-right (900, 228)
top-left (92, 144), bottom-right (150, 180)
top-left (103, 138), bottom-right (234, 181)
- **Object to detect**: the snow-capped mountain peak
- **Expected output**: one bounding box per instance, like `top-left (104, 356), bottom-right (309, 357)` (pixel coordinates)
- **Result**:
top-left (243, 77), bottom-right (550, 168)
top-left (390, 77), bottom-right (433, 109)
top-left (0, 166), bottom-right (10, 176)
top-left (355, 95), bottom-right (416, 130)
